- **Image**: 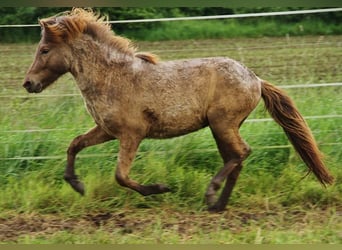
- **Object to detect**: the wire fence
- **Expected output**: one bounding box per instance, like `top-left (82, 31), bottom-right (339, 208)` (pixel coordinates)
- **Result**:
top-left (1, 82), bottom-right (341, 99)
top-left (1, 8), bottom-right (341, 162)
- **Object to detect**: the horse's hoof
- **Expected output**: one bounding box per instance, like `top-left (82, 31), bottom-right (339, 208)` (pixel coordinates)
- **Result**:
top-left (158, 184), bottom-right (172, 193)
top-left (140, 183), bottom-right (171, 196)
top-left (71, 180), bottom-right (85, 196)
top-left (208, 204), bottom-right (226, 213)
top-left (65, 176), bottom-right (85, 195)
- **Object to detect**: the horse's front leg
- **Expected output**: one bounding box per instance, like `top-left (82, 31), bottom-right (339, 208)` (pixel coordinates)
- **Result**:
top-left (64, 125), bottom-right (114, 195)
top-left (115, 135), bottom-right (171, 196)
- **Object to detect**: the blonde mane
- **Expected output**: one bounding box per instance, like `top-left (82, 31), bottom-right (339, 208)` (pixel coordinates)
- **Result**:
top-left (40, 8), bottom-right (158, 64)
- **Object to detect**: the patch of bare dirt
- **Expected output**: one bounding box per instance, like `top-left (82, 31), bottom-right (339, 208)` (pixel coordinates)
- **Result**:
top-left (0, 207), bottom-right (338, 242)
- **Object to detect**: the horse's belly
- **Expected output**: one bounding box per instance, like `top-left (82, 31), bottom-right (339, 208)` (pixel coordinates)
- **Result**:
top-left (147, 122), bottom-right (208, 139)
top-left (146, 110), bottom-right (208, 139)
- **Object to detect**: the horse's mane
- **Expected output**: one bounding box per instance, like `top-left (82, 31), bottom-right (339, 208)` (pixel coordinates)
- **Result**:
top-left (40, 8), bottom-right (158, 64)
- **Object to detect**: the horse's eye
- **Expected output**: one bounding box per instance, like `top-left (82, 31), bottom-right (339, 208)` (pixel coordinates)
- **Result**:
top-left (41, 49), bottom-right (49, 55)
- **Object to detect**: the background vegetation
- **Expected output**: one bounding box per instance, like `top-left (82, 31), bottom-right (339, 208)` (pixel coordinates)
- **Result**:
top-left (0, 7), bottom-right (341, 243)
top-left (0, 7), bottom-right (341, 42)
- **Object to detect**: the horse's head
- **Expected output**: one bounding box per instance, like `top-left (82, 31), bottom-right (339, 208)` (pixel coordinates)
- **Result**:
top-left (23, 18), bottom-right (72, 93)
top-left (23, 8), bottom-right (137, 93)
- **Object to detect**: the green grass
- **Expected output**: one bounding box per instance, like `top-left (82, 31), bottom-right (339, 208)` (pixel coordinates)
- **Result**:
top-left (0, 36), bottom-right (341, 243)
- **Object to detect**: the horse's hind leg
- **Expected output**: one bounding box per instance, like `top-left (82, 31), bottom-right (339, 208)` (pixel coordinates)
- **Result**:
top-left (206, 127), bottom-right (250, 212)
top-left (65, 125), bottom-right (113, 195)
top-left (115, 135), bottom-right (171, 196)
top-left (209, 164), bottom-right (243, 212)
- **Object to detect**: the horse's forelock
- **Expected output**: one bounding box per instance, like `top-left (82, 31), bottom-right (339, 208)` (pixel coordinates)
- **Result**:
top-left (39, 8), bottom-right (156, 62)
top-left (40, 9), bottom-right (109, 44)
top-left (40, 15), bottom-right (88, 44)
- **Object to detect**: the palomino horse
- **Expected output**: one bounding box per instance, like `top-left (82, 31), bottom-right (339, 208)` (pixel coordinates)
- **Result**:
top-left (23, 8), bottom-right (333, 212)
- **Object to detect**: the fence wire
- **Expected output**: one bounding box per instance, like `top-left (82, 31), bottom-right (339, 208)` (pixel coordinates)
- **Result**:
top-left (0, 8), bottom-right (341, 28)
top-left (1, 8), bottom-right (341, 162)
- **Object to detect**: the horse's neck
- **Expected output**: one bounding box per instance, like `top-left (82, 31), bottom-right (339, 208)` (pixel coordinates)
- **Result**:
top-left (70, 38), bottom-right (134, 97)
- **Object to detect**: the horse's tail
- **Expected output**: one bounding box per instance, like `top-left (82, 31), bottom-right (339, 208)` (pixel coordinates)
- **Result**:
top-left (260, 80), bottom-right (334, 186)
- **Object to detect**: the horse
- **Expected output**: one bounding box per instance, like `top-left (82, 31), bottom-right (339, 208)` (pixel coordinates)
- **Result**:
top-left (23, 8), bottom-right (333, 212)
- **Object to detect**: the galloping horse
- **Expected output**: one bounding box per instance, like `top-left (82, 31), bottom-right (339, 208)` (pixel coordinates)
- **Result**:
top-left (23, 8), bottom-right (333, 212)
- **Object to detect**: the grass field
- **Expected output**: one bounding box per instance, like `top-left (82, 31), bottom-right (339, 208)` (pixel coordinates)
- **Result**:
top-left (0, 35), bottom-right (341, 243)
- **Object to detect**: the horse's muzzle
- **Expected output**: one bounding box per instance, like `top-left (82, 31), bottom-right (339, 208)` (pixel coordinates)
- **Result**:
top-left (23, 80), bottom-right (43, 93)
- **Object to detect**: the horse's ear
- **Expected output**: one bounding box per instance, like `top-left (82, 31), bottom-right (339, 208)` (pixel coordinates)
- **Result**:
top-left (39, 18), bottom-right (63, 43)
top-left (39, 16), bottom-right (83, 43)
top-left (39, 19), bottom-right (46, 31)
top-left (39, 18), bottom-right (56, 29)
top-left (39, 19), bottom-right (52, 41)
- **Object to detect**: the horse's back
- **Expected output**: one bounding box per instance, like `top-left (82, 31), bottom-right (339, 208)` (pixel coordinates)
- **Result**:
top-left (139, 57), bottom-right (262, 138)
top-left (140, 58), bottom-right (215, 138)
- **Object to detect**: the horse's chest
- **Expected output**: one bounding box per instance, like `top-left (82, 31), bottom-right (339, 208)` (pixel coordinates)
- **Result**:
top-left (84, 100), bottom-right (123, 136)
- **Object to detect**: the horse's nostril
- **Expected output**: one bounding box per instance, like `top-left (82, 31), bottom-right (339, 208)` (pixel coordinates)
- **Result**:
top-left (23, 81), bottom-right (31, 89)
